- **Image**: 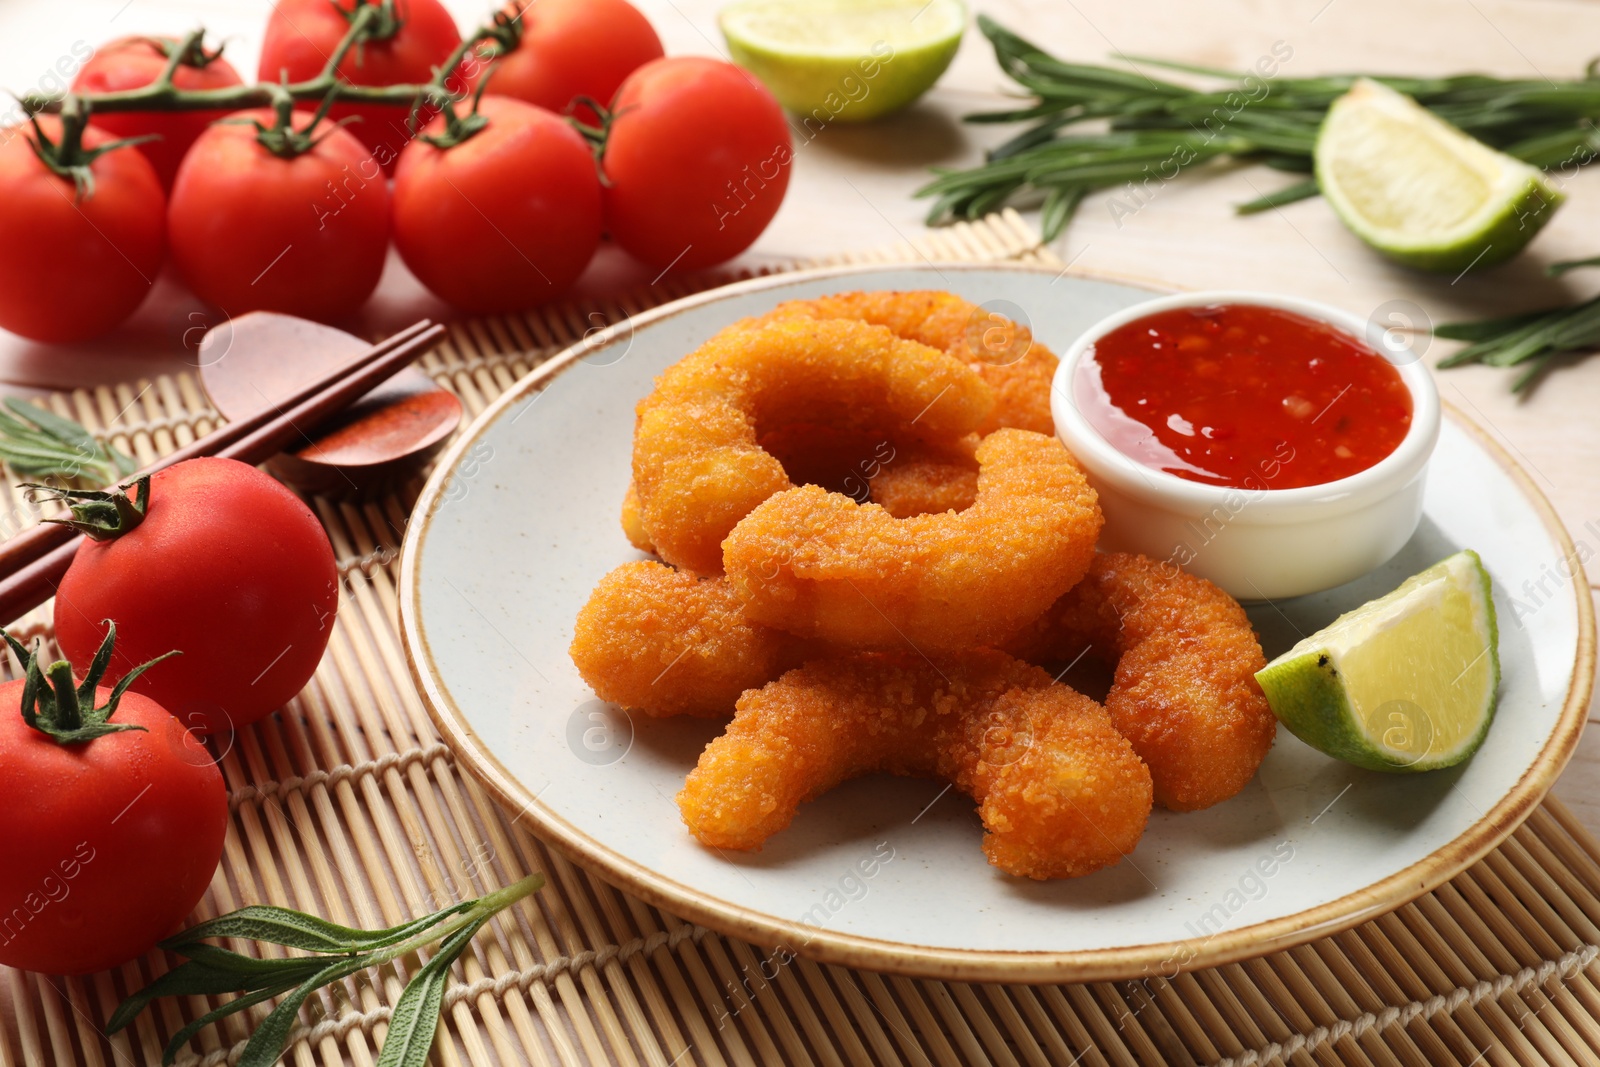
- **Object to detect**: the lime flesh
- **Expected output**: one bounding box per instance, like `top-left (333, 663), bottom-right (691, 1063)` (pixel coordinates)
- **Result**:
top-left (1315, 78), bottom-right (1562, 273)
top-left (720, 0), bottom-right (965, 122)
top-left (1255, 550), bottom-right (1500, 773)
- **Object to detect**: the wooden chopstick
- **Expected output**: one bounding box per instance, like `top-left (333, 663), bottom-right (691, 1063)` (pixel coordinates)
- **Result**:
top-left (0, 319), bottom-right (447, 625)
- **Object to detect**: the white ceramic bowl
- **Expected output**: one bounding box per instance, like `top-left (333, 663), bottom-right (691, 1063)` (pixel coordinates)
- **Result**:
top-left (1052, 290), bottom-right (1441, 600)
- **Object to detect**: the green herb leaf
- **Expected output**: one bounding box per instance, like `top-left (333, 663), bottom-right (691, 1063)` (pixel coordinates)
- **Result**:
top-left (164, 899), bottom-right (477, 956)
top-left (0, 399), bottom-right (132, 484)
top-left (107, 955), bottom-right (325, 1034)
top-left (160, 979), bottom-right (309, 1067)
top-left (1547, 254), bottom-right (1600, 276)
top-left (928, 14), bottom-right (1600, 254)
top-left (375, 917), bottom-right (488, 1067)
top-left (1236, 177), bottom-right (1319, 215)
top-left (119, 875), bottom-right (545, 1067)
top-left (236, 957), bottom-right (371, 1067)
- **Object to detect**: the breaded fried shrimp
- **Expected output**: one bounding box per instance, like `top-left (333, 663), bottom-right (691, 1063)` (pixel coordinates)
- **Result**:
top-left (723, 429), bottom-right (1102, 650)
top-left (678, 651), bottom-right (1151, 879)
top-left (631, 317), bottom-right (993, 574)
top-left (570, 561), bottom-right (808, 718)
top-left (752, 290), bottom-right (1059, 434)
top-left (1005, 553), bottom-right (1276, 811)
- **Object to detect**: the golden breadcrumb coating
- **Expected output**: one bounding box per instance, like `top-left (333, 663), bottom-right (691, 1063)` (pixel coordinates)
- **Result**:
top-left (620, 483), bottom-right (654, 554)
top-left (1004, 553), bottom-right (1277, 811)
top-left (630, 317), bottom-right (992, 574)
top-left (570, 561), bottom-right (811, 718)
top-left (723, 429), bottom-right (1102, 650)
top-left (677, 650), bottom-right (1151, 879)
top-left (751, 289), bottom-right (1059, 435)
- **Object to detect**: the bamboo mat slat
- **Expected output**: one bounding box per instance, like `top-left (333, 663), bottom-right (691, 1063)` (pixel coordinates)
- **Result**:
top-left (1, 208), bottom-right (1597, 1067)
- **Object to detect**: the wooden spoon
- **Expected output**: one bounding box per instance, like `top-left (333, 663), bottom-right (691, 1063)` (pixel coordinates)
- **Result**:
top-left (198, 312), bottom-right (462, 498)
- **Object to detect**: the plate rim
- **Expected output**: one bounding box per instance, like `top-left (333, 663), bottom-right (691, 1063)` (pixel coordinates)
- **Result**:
top-left (398, 261), bottom-right (1596, 983)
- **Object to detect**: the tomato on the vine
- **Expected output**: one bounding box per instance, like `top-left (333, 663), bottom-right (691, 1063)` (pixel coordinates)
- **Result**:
top-left (72, 37), bottom-right (244, 190)
top-left (476, 0), bottom-right (662, 125)
top-left (0, 625), bottom-right (226, 975)
top-left (167, 108), bottom-right (390, 321)
top-left (601, 57), bottom-right (792, 272)
top-left (258, 0), bottom-right (463, 172)
top-left (51, 458), bottom-right (339, 737)
top-left (0, 118), bottom-right (164, 343)
top-left (393, 95), bottom-right (601, 312)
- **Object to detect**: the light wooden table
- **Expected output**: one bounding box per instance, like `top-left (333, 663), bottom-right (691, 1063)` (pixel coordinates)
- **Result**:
top-left (1, 0), bottom-right (1596, 831)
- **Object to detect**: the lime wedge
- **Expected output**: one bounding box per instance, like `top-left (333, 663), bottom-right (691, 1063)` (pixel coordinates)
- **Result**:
top-left (1315, 78), bottom-right (1562, 273)
top-left (719, 0), bottom-right (965, 122)
top-left (1255, 550), bottom-right (1500, 773)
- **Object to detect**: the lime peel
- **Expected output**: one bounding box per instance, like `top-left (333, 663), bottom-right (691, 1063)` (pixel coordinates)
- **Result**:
top-left (1315, 78), bottom-right (1563, 274)
top-left (1255, 549), bottom-right (1500, 773)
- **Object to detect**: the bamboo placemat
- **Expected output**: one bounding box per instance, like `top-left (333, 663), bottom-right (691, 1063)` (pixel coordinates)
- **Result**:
top-left (2, 209), bottom-right (1599, 1067)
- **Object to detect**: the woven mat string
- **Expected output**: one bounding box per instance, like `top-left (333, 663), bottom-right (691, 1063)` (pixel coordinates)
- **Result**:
top-left (1210, 942), bottom-right (1600, 1067)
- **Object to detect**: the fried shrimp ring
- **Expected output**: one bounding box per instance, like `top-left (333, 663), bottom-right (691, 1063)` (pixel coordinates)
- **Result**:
top-left (631, 318), bottom-right (994, 574)
top-left (751, 290), bottom-right (1059, 435)
top-left (620, 484), bottom-right (654, 554)
top-left (570, 561), bottom-right (809, 718)
top-left (677, 651), bottom-right (1152, 879)
top-left (723, 429), bottom-right (1102, 650)
top-left (1004, 553), bottom-right (1276, 812)
top-left (866, 435), bottom-right (979, 518)
top-left (757, 422), bottom-right (979, 519)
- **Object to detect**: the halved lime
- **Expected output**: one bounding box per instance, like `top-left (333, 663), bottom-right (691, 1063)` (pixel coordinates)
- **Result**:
top-left (719, 0), bottom-right (965, 123)
top-left (1255, 550), bottom-right (1499, 773)
top-left (1315, 78), bottom-right (1562, 274)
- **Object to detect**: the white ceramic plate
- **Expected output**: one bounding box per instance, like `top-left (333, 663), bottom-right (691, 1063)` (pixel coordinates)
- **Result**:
top-left (400, 264), bottom-right (1593, 982)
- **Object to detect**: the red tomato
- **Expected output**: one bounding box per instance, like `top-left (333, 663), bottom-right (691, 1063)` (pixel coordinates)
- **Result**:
top-left (72, 38), bottom-right (244, 191)
top-left (602, 58), bottom-right (792, 272)
top-left (474, 0), bottom-right (662, 125)
top-left (0, 643), bottom-right (226, 974)
top-left (0, 118), bottom-right (164, 343)
top-left (258, 0), bottom-right (463, 172)
top-left (54, 459), bottom-right (339, 737)
top-left (167, 109), bottom-right (390, 321)
top-left (392, 95), bottom-right (600, 312)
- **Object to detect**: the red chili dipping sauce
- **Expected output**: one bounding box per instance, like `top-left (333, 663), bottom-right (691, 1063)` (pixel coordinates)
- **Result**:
top-left (1074, 304), bottom-right (1412, 489)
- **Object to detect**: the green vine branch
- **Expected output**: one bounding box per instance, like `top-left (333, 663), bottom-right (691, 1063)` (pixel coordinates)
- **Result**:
top-left (18, 2), bottom-right (527, 166)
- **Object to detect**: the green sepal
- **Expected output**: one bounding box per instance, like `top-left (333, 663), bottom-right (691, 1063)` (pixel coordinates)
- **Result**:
top-left (339, 0), bottom-right (405, 46)
top-left (23, 102), bottom-right (159, 201)
top-left (25, 476), bottom-right (151, 541)
top-left (3, 621), bottom-right (179, 745)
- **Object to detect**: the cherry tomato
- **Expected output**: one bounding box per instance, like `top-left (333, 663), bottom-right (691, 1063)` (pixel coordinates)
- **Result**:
top-left (475, 0), bottom-right (662, 125)
top-left (602, 57), bottom-right (792, 272)
top-left (72, 37), bottom-right (244, 191)
top-left (392, 95), bottom-right (600, 312)
top-left (0, 633), bottom-right (226, 975)
top-left (167, 109), bottom-right (390, 321)
top-left (0, 118), bottom-right (164, 343)
top-left (258, 0), bottom-right (463, 172)
top-left (54, 458), bottom-right (339, 737)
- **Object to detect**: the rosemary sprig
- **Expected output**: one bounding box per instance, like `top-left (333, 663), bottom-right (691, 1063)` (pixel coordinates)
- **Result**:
top-left (1437, 300), bottom-right (1600, 393)
top-left (109, 874), bottom-right (544, 1067)
top-left (0, 398), bottom-right (136, 484)
top-left (922, 16), bottom-right (1600, 239)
